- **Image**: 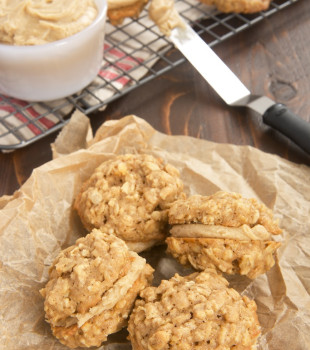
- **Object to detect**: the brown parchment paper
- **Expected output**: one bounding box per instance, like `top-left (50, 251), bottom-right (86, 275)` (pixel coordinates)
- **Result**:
top-left (0, 115), bottom-right (310, 350)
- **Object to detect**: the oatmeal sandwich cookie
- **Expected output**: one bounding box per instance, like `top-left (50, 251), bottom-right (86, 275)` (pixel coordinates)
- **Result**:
top-left (198, 0), bottom-right (271, 14)
top-left (74, 154), bottom-right (186, 252)
top-left (40, 229), bottom-right (154, 348)
top-left (166, 191), bottom-right (282, 279)
top-left (107, 0), bottom-right (149, 25)
top-left (128, 269), bottom-right (261, 350)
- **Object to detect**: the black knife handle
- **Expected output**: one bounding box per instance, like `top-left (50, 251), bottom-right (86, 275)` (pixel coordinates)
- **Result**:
top-left (263, 103), bottom-right (310, 154)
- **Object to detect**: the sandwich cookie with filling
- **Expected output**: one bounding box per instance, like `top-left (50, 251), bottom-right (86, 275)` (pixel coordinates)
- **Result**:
top-left (166, 191), bottom-right (282, 279)
top-left (74, 154), bottom-right (186, 252)
top-left (128, 268), bottom-right (261, 349)
top-left (40, 229), bottom-right (154, 348)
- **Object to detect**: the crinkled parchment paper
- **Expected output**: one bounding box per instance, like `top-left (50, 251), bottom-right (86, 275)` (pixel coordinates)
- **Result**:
top-left (0, 114), bottom-right (309, 350)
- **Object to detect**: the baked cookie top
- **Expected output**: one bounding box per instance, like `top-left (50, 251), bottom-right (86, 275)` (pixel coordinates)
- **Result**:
top-left (108, 0), bottom-right (145, 9)
top-left (128, 269), bottom-right (261, 350)
top-left (107, 0), bottom-right (149, 25)
top-left (40, 229), bottom-right (153, 341)
top-left (74, 154), bottom-right (186, 249)
top-left (198, 0), bottom-right (271, 14)
top-left (168, 191), bottom-right (282, 236)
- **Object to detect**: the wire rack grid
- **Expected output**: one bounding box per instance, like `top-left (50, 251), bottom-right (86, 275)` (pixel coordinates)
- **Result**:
top-left (0, 0), bottom-right (298, 150)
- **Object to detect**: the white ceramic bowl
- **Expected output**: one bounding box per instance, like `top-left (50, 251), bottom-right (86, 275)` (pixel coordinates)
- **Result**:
top-left (0, 0), bottom-right (107, 102)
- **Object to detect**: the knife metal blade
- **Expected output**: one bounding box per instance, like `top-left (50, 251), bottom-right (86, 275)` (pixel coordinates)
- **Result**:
top-left (170, 24), bottom-right (310, 154)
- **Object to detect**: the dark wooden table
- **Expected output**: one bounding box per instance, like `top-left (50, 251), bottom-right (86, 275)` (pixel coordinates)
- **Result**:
top-left (1, 0), bottom-right (310, 197)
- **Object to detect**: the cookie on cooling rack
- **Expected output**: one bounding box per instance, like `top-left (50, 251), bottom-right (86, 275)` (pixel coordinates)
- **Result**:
top-left (107, 0), bottom-right (149, 25)
top-left (40, 229), bottom-right (154, 348)
top-left (74, 154), bottom-right (186, 252)
top-left (128, 269), bottom-right (261, 350)
top-left (166, 191), bottom-right (282, 279)
top-left (198, 0), bottom-right (271, 13)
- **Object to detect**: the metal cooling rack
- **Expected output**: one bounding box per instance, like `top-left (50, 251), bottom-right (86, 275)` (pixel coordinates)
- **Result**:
top-left (0, 0), bottom-right (298, 150)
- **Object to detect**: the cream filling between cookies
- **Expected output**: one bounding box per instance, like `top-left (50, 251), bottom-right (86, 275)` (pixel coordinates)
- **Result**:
top-left (75, 253), bottom-right (146, 327)
top-left (170, 224), bottom-right (272, 240)
top-left (126, 239), bottom-right (158, 253)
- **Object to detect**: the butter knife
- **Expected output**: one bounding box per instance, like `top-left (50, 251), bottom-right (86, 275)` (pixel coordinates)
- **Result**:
top-left (169, 24), bottom-right (310, 154)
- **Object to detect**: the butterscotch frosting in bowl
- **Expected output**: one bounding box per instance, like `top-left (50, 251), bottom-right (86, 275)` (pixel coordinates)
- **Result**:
top-left (0, 0), bottom-right (107, 101)
top-left (0, 0), bottom-right (98, 45)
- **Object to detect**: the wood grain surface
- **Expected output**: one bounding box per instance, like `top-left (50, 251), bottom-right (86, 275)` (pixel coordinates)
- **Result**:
top-left (1, 0), bottom-right (310, 197)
